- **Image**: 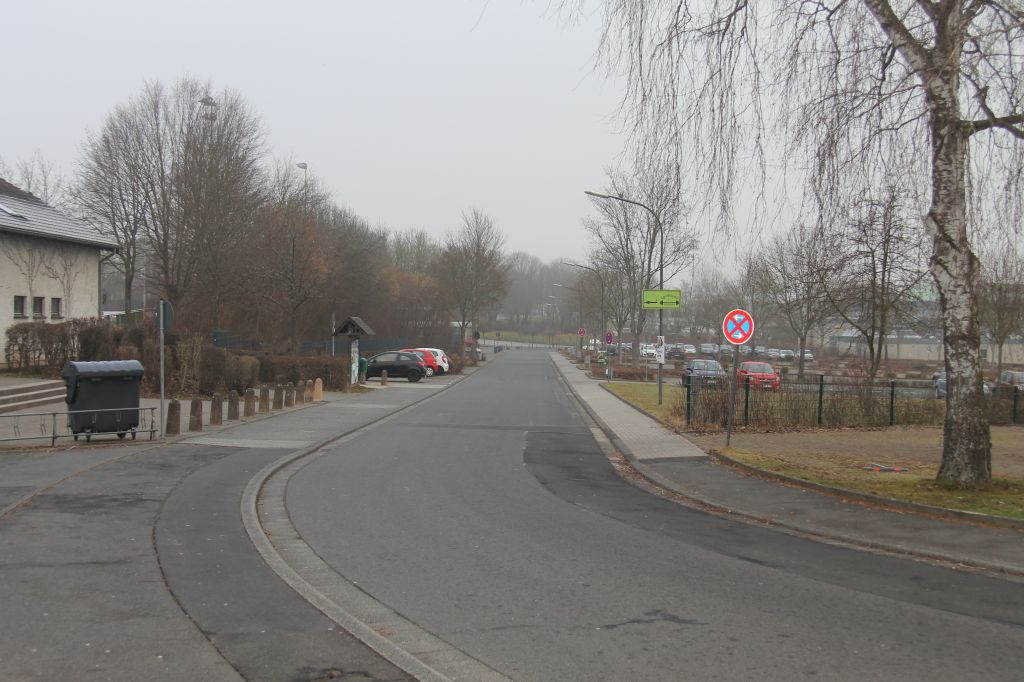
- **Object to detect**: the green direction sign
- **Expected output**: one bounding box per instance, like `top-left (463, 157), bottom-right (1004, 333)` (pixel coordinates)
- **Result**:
top-left (642, 289), bottom-right (681, 309)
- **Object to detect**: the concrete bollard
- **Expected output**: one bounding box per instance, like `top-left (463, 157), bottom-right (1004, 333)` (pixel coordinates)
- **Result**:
top-left (284, 382), bottom-right (295, 407)
top-left (165, 399), bottom-right (181, 436)
top-left (243, 388), bottom-right (256, 417)
top-left (273, 384), bottom-right (284, 410)
top-left (188, 398), bottom-right (203, 432)
top-left (228, 390), bottom-right (240, 420)
top-left (381, 370), bottom-right (388, 386)
top-left (259, 385), bottom-right (270, 413)
top-left (313, 378), bottom-right (324, 401)
top-left (305, 380), bottom-right (314, 403)
top-left (210, 393), bottom-right (223, 426)
top-left (294, 381), bottom-right (305, 405)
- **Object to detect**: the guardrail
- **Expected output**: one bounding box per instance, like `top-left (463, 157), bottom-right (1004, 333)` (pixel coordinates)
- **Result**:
top-left (0, 407), bottom-right (159, 446)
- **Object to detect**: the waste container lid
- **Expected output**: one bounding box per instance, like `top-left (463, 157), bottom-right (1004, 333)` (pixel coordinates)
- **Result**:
top-left (62, 360), bottom-right (144, 379)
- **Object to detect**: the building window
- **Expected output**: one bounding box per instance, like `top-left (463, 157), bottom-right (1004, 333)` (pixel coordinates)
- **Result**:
top-left (32, 296), bottom-right (45, 319)
top-left (13, 296), bottom-right (27, 318)
top-left (51, 297), bottom-right (63, 319)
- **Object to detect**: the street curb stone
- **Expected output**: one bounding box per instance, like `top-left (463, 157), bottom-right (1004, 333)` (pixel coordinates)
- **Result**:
top-left (595, 370), bottom-right (1024, 531)
top-left (550, 353), bottom-right (1024, 577)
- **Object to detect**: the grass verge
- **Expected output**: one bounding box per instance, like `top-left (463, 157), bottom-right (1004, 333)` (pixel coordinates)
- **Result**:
top-left (723, 448), bottom-right (1024, 520)
top-left (605, 381), bottom-right (1024, 520)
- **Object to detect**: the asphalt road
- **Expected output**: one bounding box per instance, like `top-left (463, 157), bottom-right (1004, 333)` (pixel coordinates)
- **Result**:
top-left (287, 350), bottom-right (1024, 681)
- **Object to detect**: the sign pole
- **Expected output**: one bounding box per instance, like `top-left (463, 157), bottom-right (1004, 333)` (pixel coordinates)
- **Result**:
top-left (726, 344), bottom-right (740, 447)
top-left (722, 308), bottom-right (755, 448)
top-left (158, 299), bottom-right (165, 438)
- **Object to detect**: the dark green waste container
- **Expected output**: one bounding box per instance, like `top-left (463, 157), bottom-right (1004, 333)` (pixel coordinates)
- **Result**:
top-left (62, 360), bottom-right (144, 440)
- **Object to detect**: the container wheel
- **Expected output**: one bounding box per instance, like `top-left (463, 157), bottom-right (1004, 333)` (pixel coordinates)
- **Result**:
top-left (117, 432), bottom-right (127, 439)
top-left (85, 434), bottom-right (91, 442)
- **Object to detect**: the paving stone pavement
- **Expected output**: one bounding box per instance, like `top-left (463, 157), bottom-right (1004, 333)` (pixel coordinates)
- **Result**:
top-left (550, 352), bottom-right (705, 460)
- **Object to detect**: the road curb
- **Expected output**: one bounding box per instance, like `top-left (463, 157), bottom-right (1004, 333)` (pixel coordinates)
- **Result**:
top-left (239, 364), bottom-right (512, 682)
top-left (705, 449), bottom-right (1024, 532)
top-left (550, 353), bottom-right (1024, 578)
top-left (594, 368), bottom-right (1024, 531)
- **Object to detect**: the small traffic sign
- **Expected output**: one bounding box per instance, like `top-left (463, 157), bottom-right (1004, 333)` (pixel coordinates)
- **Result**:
top-left (722, 309), bottom-right (755, 345)
top-left (642, 289), bottom-right (682, 309)
top-left (605, 331), bottom-right (614, 345)
top-left (578, 327), bottom-right (586, 337)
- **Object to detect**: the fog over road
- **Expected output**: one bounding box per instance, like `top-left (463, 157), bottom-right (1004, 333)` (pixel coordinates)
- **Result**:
top-left (286, 350), bottom-right (1024, 681)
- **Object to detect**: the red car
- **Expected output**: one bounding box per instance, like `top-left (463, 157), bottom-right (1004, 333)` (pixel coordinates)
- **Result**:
top-left (737, 361), bottom-right (780, 390)
top-left (401, 348), bottom-right (438, 377)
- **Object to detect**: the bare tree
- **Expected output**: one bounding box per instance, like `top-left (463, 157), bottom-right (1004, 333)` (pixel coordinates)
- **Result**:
top-left (752, 225), bottom-right (833, 377)
top-left (586, 166), bottom-right (691, 363)
top-left (501, 252), bottom-right (547, 330)
top-left (2, 235), bottom-right (51, 314)
top-left (43, 243), bottom-right (82, 314)
top-left (587, 1), bottom-right (1024, 487)
top-left (251, 161), bottom-right (329, 351)
top-left (979, 240), bottom-right (1024, 374)
top-left (8, 150), bottom-right (68, 208)
top-left (820, 189), bottom-right (928, 382)
top-left (103, 78), bottom-right (264, 319)
top-left (75, 106), bottom-right (148, 313)
top-left (434, 209), bottom-right (510, 357)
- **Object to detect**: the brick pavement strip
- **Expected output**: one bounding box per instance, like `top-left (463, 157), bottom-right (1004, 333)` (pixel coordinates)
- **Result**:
top-left (549, 352), bottom-right (705, 460)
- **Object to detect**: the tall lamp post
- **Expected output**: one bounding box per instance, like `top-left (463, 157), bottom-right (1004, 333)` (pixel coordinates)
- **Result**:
top-left (563, 261), bottom-right (605, 353)
top-left (553, 283), bottom-right (583, 356)
top-left (585, 190), bottom-right (666, 405)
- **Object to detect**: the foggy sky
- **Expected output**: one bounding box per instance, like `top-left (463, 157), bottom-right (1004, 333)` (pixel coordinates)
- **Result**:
top-left (2, 1), bottom-right (626, 263)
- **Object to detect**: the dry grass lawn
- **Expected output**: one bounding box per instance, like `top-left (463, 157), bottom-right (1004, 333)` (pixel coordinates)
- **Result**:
top-left (604, 381), bottom-right (1024, 519)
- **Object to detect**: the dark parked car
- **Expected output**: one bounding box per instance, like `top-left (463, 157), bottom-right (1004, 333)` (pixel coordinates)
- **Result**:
top-left (993, 370), bottom-right (1024, 397)
top-left (682, 359), bottom-right (727, 387)
top-left (365, 351), bottom-right (427, 382)
top-left (933, 369), bottom-right (993, 399)
top-left (666, 344), bottom-right (686, 361)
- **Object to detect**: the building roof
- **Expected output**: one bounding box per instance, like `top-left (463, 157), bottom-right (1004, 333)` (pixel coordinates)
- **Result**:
top-left (0, 177), bottom-right (118, 250)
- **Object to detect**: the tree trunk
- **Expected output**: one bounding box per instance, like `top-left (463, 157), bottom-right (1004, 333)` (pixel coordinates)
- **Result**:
top-left (928, 97), bottom-right (991, 487)
top-left (797, 333), bottom-right (807, 378)
top-left (123, 271), bottom-right (133, 315)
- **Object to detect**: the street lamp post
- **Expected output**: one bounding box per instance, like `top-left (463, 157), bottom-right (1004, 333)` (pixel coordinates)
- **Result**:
top-left (585, 190), bottom-right (666, 405)
top-left (553, 283), bottom-right (583, 357)
top-left (563, 261), bottom-right (605, 354)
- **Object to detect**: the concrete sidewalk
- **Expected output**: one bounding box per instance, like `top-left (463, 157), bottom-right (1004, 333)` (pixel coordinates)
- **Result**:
top-left (550, 352), bottom-right (1024, 577)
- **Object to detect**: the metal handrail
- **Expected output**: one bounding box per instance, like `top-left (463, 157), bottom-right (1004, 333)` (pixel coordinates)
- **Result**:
top-left (0, 406), bottom-right (159, 446)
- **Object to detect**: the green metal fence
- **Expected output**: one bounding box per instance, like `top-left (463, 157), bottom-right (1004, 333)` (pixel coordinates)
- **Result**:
top-left (680, 376), bottom-right (1021, 430)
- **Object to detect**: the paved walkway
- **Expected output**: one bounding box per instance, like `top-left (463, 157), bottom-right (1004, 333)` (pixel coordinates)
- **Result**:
top-left (550, 352), bottom-right (1024, 576)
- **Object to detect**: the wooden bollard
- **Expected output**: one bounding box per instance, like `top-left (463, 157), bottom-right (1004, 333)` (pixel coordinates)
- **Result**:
top-left (273, 384), bottom-right (284, 410)
top-left (284, 382), bottom-right (295, 407)
top-left (305, 380), bottom-right (314, 403)
top-left (228, 390), bottom-right (240, 420)
top-left (313, 378), bottom-right (324, 401)
top-left (243, 388), bottom-right (256, 417)
top-left (294, 381), bottom-right (305, 405)
top-left (188, 398), bottom-right (203, 432)
top-left (210, 393), bottom-right (223, 426)
top-left (165, 399), bottom-right (181, 436)
top-left (258, 385), bottom-right (270, 413)
top-left (381, 370), bottom-right (388, 386)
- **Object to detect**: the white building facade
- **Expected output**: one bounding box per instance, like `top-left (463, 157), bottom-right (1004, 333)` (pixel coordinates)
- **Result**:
top-left (0, 178), bottom-right (116, 366)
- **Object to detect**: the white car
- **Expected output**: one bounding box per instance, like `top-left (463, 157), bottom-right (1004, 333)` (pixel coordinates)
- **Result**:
top-left (418, 347), bottom-right (450, 374)
top-left (639, 344), bottom-right (657, 358)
